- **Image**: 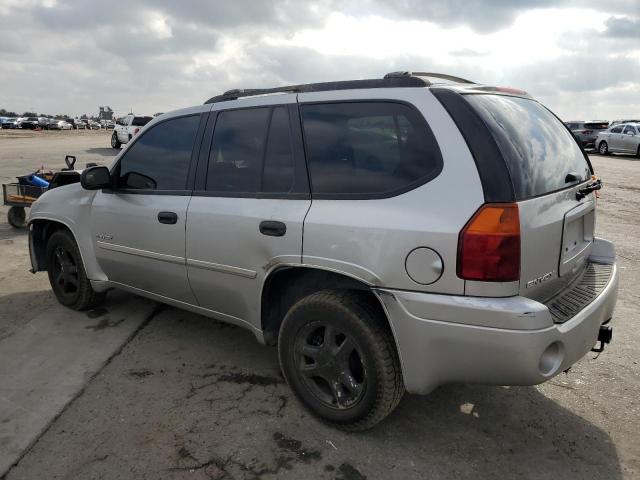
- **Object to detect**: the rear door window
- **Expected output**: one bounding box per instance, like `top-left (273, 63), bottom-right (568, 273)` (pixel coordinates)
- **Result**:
top-left (623, 125), bottom-right (635, 135)
top-left (464, 94), bottom-right (591, 199)
top-left (206, 108), bottom-right (270, 193)
top-left (300, 102), bottom-right (443, 197)
top-left (205, 106), bottom-right (298, 194)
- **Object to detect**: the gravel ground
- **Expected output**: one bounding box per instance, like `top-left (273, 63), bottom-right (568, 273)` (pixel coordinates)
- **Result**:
top-left (0, 132), bottom-right (638, 479)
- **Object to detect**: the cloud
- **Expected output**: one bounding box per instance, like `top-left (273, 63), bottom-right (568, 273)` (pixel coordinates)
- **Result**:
top-left (602, 15), bottom-right (640, 39)
top-left (0, 0), bottom-right (638, 120)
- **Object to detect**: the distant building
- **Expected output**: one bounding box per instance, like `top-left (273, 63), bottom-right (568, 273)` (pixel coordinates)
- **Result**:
top-left (98, 106), bottom-right (113, 121)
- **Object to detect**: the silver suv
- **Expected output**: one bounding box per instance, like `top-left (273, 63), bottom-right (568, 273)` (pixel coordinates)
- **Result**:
top-left (28, 72), bottom-right (619, 430)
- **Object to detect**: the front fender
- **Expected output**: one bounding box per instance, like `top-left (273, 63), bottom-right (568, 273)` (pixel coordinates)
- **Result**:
top-left (28, 184), bottom-right (108, 282)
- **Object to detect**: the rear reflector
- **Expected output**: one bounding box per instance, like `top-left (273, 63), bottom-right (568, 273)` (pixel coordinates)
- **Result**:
top-left (457, 203), bottom-right (520, 282)
top-left (134, 128), bottom-right (140, 135)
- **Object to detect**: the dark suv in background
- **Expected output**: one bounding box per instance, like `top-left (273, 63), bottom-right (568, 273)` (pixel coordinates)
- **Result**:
top-left (566, 121), bottom-right (609, 149)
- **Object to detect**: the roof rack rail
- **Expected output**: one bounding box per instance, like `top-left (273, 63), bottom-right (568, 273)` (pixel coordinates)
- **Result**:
top-left (384, 71), bottom-right (475, 85)
top-left (204, 76), bottom-right (429, 104)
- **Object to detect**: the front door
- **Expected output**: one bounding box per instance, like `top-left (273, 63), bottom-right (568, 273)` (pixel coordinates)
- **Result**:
top-left (91, 111), bottom-right (204, 303)
top-left (608, 125), bottom-right (625, 151)
top-left (186, 96), bottom-right (310, 329)
top-left (621, 125), bottom-right (638, 153)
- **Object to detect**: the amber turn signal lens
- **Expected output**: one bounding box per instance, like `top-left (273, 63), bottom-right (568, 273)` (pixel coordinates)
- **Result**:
top-left (457, 203), bottom-right (520, 282)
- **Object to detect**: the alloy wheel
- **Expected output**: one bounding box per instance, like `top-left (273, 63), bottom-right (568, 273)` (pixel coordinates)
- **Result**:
top-left (294, 322), bottom-right (366, 409)
top-left (52, 246), bottom-right (79, 296)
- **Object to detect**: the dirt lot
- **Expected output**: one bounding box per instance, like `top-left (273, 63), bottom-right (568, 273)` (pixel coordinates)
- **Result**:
top-left (0, 131), bottom-right (638, 479)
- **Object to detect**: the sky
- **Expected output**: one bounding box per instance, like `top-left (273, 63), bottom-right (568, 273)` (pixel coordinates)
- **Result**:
top-left (0, 0), bottom-right (639, 120)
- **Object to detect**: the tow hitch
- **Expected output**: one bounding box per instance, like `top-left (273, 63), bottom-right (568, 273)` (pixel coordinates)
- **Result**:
top-left (592, 324), bottom-right (613, 353)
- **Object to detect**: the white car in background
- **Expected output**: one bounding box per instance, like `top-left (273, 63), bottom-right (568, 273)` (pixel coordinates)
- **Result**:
top-left (596, 123), bottom-right (640, 157)
top-left (110, 114), bottom-right (153, 148)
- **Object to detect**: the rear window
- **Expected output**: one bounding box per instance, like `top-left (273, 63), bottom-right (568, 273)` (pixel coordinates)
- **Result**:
top-left (132, 116), bottom-right (152, 127)
top-left (301, 102), bottom-right (442, 197)
top-left (465, 94), bottom-right (591, 199)
top-left (584, 122), bottom-right (608, 130)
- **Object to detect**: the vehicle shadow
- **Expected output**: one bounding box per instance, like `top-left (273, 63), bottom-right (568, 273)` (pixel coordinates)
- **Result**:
top-left (85, 148), bottom-right (118, 157)
top-left (0, 222), bottom-right (28, 240)
top-left (590, 152), bottom-right (639, 162)
top-left (7, 301), bottom-right (622, 480)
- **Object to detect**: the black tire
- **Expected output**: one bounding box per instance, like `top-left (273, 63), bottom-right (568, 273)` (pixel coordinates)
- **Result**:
top-left (278, 290), bottom-right (404, 431)
top-left (637, 145), bottom-right (640, 158)
top-left (46, 230), bottom-right (104, 310)
top-left (598, 141), bottom-right (609, 155)
top-left (110, 132), bottom-right (121, 149)
top-left (7, 207), bottom-right (26, 228)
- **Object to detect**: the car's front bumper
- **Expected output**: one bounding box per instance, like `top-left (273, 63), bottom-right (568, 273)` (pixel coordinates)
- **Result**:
top-left (375, 238), bottom-right (619, 395)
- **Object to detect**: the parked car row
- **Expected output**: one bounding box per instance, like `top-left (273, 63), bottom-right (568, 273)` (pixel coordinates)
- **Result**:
top-left (0, 116), bottom-right (114, 130)
top-left (565, 119), bottom-right (640, 157)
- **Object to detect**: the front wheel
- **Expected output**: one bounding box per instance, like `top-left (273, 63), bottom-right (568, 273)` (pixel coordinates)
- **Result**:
top-left (598, 141), bottom-right (609, 155)
top-left (46, 230), bottom-right (104, 310)
top-left (278, 290), bottom-right (404, 431)
top-left (110, 132), bottom-right (121, 149)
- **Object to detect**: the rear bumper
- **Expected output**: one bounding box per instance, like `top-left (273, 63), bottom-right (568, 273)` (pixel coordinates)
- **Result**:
top-left (375, 239), bottom-right (619, 395)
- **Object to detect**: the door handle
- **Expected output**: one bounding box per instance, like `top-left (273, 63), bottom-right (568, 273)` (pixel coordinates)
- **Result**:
top-left (158, 211), bottom-right (178, 224)
top-left (259, 220), bottom-right (286, 237)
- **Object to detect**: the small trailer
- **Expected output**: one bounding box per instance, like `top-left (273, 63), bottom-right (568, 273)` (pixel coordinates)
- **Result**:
top-left (2, 156), bottom-right (82, 228)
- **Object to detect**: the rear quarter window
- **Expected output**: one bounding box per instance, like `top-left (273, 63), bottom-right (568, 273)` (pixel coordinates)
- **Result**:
top-left (464, 94), bottom-right (591, 199)
top-left (132, 116), bottom-right (152, 127)
top-left (300, 102), bottom-right (443, 198)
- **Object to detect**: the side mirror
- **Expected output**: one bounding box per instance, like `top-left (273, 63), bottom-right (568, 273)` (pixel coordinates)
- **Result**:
top-left (81, 166), bottom-right (111, 190)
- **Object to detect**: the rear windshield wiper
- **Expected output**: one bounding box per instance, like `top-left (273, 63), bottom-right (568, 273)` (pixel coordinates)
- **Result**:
top-left (576, 178), bottom-right (602, 200)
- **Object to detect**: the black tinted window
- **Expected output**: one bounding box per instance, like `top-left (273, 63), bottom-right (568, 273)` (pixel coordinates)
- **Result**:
top-left (117, 115), bottom-right (199, 190)
top-left (263, 107), bottom-right (295, 193)
top-left (465, 94), bottom-right (590, 199)
top-left (301, 102), bottom-right (442, 196)
top-left (611, 126), bottom-right (623, 133)
top-left (206, 108), bottom-right (270, 193)
top-left (132, 116), bottom-right (152, 126)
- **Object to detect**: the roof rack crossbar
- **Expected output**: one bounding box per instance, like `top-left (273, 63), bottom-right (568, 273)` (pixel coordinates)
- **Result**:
top-left (204, 76), bottom-right (429, 104)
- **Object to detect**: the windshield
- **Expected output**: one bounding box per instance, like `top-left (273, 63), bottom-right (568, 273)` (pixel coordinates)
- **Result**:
top-left (464, 94), bottom-right (591, 199)
top-left (132, 116), bottom-right (152, 126)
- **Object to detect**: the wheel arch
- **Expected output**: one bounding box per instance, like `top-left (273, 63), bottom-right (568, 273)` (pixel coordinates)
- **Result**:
top-left (260, 266), bottom-right (394, 347)
top-left (29, 218), bottom-right (79, 272)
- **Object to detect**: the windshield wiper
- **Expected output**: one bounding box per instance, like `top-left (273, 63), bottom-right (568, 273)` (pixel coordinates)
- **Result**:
top-left (576, 178), bottom-right (602, 200)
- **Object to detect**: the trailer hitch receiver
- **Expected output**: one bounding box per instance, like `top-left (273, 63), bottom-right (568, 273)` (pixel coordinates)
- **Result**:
top-left (592, 324), bottom-right (612, 353)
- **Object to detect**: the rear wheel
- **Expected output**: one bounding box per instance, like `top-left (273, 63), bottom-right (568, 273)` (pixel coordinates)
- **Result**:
top-left (278, 290), bottom-right (404, 431)
top-left (46, 230), bottom-right (104, 310)
top-left (598, 141), bottom-right (609, 155)
top-left (7, 206), bottom-right (26, 228)
top-left (110, 132), bottom-right (121, 149)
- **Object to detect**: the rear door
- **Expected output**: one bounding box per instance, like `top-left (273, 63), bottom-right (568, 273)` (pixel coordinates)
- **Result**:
top-left (90, 110), bottom-right (205, 303)
top-left (463, 94), bottom-right (596, 301)
top-left (185, 95), bottom-right (310, 329)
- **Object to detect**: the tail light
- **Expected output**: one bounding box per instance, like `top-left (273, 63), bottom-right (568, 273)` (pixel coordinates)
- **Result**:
top-left (457, 203), bottom-right (520, 282)
top-left (582, 130), bottom-right (593, 135)
top-left (134, 128), bottom-right (140, 135)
